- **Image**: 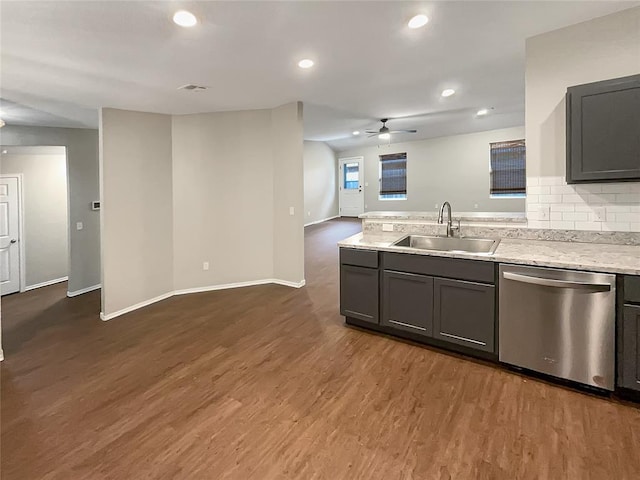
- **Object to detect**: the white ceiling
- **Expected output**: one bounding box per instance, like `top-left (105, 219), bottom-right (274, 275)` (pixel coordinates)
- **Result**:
top-left (1, 1), bottom-right (638, 151)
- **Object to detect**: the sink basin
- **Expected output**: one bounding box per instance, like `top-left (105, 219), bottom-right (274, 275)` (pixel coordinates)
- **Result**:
top-left (392, 235), bottom-right (500, 255)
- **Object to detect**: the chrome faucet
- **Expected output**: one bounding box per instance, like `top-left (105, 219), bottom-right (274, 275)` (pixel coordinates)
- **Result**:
top-left (438, 201), bottom-right (459, 237)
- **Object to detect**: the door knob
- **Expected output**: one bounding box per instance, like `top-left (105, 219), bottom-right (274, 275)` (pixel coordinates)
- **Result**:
top-left (10, 239), bottom-right (17, 244)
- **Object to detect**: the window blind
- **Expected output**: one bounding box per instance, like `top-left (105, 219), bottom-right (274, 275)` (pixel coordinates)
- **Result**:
top-left (380, 152), bottom-right (407, 195)
top-left (490, 140), bottom-right (526, 195)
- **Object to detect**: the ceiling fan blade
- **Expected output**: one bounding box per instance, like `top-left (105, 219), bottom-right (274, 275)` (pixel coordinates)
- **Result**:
top-left (364, 130), bottom-right (378, 134)
top-left (389, 129), bottom-right (417, 134)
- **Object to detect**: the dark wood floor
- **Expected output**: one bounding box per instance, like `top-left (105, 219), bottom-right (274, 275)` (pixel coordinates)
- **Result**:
top-left (2, 217), bottom-right (639, 479)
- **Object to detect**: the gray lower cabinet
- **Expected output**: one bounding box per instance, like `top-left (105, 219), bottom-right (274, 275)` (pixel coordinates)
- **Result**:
top-left (340, 264), bottom-right (379, 324)
top-left (381, 270), bottom-right (433, 336)
top-left (433, 278), bottom-right (495, 353)
top-left (621, 304), bottom-right (640, 391)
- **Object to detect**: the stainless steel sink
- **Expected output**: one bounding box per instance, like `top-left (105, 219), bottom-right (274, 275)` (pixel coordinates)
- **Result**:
top-left (392, 235), bottom-right (501, 255)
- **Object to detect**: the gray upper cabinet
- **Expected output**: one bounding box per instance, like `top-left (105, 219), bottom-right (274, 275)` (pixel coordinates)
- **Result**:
top-left (433, 278), bottom-right (495, 353)
top-left (381, 270), bottom-right (434, 336)
top-left (566, 74), bottom-right (640, 183)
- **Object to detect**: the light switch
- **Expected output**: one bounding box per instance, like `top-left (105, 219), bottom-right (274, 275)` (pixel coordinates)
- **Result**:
top-left (289, 207), bottom-right (295, 216)
top-left (203, 262), bottom-right (209, 271)
top-left (76, 222), bottom-right (83, 231)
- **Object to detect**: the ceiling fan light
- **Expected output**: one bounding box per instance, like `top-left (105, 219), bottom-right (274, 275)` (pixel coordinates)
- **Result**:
top-left (352, 130), bottom-right (360, 135)
top-left (378, 132), bottom-right (391, 140)
top-left (441, 88), bottom-right (456, 97)
top-left (408, 14), bottom-right (429, 29)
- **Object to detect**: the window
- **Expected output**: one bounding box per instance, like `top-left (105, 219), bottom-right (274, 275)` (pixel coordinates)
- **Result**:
top-left (379, 152), bottom-right (407, 200)
top-left (343, 162), bottom-right (360, 190)
top-left (490, 139), bottom-right (526, 196)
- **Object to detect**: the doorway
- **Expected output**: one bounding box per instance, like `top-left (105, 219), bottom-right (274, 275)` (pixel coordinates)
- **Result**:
top-left (0, 146), bottom-right (69, 296)
top-left (338, 156), bottom-right (364, 217)
top-left (0, 175), bottom-right (23, 295)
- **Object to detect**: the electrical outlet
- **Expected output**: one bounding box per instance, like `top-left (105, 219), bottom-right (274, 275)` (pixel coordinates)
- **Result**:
top-left (76, 222), bottom-right (83, 231)
top-left (382, 223), bottom-right (394, 232)
top-left (538, 206), bottom-right (550, 220)
top-left (474, 204), bottom-right (479, 209)
top-left (307, 211), bottom-right (311, 217)
top-left (203, 262), bottom-right (209, 271)
top-left (593, 206), bottom-right (606, 221)
top-left (289, 206), bottom-right (295, 216)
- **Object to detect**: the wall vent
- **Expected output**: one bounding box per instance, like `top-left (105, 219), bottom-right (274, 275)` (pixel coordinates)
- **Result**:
top-left (178, 84), bottom-right (208, 91)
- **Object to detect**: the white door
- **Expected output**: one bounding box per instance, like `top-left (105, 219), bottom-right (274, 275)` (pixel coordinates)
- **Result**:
top-left (0, 177), bottom-right (21, 295)
top-left (338, 157), bottom-right (364, 217)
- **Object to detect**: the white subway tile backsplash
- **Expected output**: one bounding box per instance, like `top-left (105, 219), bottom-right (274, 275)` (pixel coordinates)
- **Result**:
top-left (601, 222), bottom-right (631, 232)
top-left (525, 176), bottom-right (640, 233)
top-left (587, 193), bottom-right (616, 204)
top-left (562, 212), bottom-right (589, 222)
top-left (616, 193), bottom-right (640, 204)
top-left (540, 194), bottom-right (563, 204)
top-left (614, 213), bottom-right (640, 223)
top-left (550, 221), bottom-right (575, 229)
top-left (550, 204), bottom-right (575, 212)
top-left (562, 194), bottom-right (583, 203)
top-left (574, 221), bottom-right (602, 231)
top-left (600, 184), bottom-right (632, 194)
top-left (550, 185), bottom-right (578, 195)
top-left (527, 186), bottom-right (550, 195)
top-left (539, 176), bottom-right (563, 186)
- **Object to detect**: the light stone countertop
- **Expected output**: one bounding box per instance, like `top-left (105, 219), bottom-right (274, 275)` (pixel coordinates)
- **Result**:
top-left (359, 211), bottom-right (527, 223)
top-left (338, 232), bottom-right (640, 275)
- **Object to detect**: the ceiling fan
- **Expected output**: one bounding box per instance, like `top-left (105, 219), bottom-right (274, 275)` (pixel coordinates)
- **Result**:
top-left (365, 118), bottom-right (417, 139)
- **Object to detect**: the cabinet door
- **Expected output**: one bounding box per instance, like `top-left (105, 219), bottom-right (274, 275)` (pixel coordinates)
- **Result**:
top-left (566, 75), bottom-right (640, 183)
top-left (340, 265), bottom-right (379, 324)
top-left (433, 278), bottom-right (495, 353)
top-left (621, 305), bottom-right (640, 391)
top-left (381, 270), bottom-right (433, 336)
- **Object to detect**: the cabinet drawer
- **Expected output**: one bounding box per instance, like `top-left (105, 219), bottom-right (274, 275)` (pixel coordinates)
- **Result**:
top-left (340, 248), bottom-right (378, 268)
top-left (382, 252), bottom-right (494, 284)
top-left (624, 276), bottom-right (640, 304)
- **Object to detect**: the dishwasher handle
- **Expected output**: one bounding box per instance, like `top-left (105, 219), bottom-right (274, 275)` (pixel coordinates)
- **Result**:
top-left (502, 271), bottom-right (611, 292)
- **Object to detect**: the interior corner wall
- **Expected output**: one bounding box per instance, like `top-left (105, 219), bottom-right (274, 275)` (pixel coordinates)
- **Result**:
top-left (303, 141), bottom-right (338, 225)
top-left (272, 102), bottom-right (305, 284)
top-left (99, 108), bottom-right (173, 318)
top-left (0, 125), bottom-right (100, 294)
top-left (171, 110), bottom-right (275, 291)
top-left (525, 6), bottom-right (640, 231)
top-left (0, 151), bottom-right (69, 287)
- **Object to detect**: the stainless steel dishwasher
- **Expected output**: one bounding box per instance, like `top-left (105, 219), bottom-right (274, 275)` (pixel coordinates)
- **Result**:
top-left (499, 264), bottom-right (616, 390)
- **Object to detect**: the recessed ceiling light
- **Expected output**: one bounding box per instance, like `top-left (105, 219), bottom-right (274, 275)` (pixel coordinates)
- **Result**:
top-left (352, 131), bottom-right (360, 136)
top-left (477, 108), bottom-right (489, 116)
top-left (378, 133), bottom-right (391, 140)
top-left (441, 88), bottom-right (456, 97)
top-left (298, 59), bottom-right (314, 69)
top-left (408, 14), bottom-right (429, 29)
top-left (173, 10), bottom-right (197, 27)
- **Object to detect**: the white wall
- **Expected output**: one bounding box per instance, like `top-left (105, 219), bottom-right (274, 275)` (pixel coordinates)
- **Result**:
top-left (525, 6), bottom-right (640, 231)
top-left (303, 141), bottom-right (338, 225)
top-left (340, 126), bottom-right (526, 213)
top-left (100, 102), bottom-right (304, 318)
top-left (100, 108), bottom-right (174, 318)
top-left (0, 125), bottom-right (100, 294)
top-left (172, 109), bottom-right (275, 290)
top-left (1, 148), bottom-right (69, 287)
top-left (272, 102), bottom-right (304, 285)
